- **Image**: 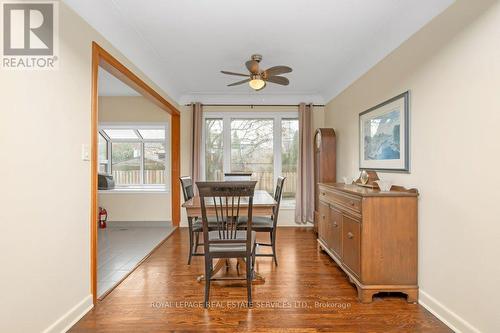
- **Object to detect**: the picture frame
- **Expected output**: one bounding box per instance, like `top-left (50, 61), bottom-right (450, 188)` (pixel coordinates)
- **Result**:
top-left (359, 91), bottom-right (409, 172)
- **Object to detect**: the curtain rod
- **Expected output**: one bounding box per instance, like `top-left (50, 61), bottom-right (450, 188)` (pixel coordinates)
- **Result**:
top-left (185, 103), bottom-right (325, 107)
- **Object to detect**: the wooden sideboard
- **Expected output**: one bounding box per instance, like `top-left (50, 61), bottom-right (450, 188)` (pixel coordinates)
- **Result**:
top-left (317, 182), bottom-right (419, 303)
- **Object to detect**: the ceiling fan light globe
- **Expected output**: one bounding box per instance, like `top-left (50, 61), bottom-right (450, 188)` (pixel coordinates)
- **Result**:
top-left (249, 78), bottom-right (265, 90)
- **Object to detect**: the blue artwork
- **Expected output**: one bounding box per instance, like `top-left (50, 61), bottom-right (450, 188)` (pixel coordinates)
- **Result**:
top-left (363, 109), bottom-right (400, 160)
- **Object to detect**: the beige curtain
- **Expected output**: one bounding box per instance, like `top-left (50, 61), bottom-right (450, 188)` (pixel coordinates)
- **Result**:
top-left (295, 103), bottom-right (315, 224)
top-left (191, 102), bottom-right (203, 191)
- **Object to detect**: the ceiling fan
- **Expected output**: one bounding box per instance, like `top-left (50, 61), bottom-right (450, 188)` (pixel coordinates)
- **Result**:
top-left (221, 54), bottom-right (292, 91)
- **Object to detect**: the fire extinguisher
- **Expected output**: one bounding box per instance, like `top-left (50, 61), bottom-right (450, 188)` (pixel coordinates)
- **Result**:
top-left (98, 207), bottom-right (107, 229)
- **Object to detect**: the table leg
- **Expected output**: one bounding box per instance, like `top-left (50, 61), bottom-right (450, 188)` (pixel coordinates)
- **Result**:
top-left (237, 258), bottom-right (265, 283)
top-left (196, 258), bottom-right (228, 282)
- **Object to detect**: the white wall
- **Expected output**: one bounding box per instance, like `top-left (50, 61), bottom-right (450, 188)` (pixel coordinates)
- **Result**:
top-left (324, 1), bottom-right (500, 332)
top-left (0, 3), bottom-right (180, 332)
top-left (179, 105), bottom-right (324, 227)
top-left (98, 96), bottom-right (172, 223)
top-left (98, 193), bottom-right (170, 223)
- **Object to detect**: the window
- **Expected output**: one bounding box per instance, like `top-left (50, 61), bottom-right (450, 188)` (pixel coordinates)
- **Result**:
top-left (203, 112), bottom-right (298, 206)
top-left (99, 124), bottom-right (168, 190)
top-left (111, 142), bottom-right (141, 185)
top-left (231, 119), bottom-right (275, 193)
top-left (204, 119), bottom-right (223, 181)
top-left (281, 119), bottom-right (299, 204)
top-left (144, 142), bottom-right (166, 184)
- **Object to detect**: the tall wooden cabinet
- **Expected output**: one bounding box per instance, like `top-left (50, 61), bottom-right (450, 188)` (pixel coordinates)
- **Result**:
top-left (317, 183), bottom-right (419, 303)
top-left (313, 128), bottom-right (336, 233)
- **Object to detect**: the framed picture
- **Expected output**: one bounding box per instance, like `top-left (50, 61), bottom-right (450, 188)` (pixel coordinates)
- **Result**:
top-left (359, 91), bottom-right (409, 172)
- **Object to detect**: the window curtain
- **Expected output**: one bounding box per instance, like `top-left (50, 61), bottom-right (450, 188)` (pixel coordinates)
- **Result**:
top-left (191, 102), bottom-right (203, 192)
top-left (295, 103), bottom-right (314, 224)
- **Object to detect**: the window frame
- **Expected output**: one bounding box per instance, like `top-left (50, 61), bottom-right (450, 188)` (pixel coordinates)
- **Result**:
top-left (98, 132), bottom-right (109, 173)
top-left (99, 123), bottom-right (169, 191)
top-left (201, 111), bottom-right (298, 206)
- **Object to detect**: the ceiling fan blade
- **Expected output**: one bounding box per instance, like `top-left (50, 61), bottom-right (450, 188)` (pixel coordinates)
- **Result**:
top-left (227, 78), bottom-right (251, 87)
top-left (221, 70), bottom-right (249, 77)
top-left (266, 76), bottom-right (289, 86)
top-left (264, 66), bottom-right (292, 77)
top-left (245, 60), bottom-right (259, 74)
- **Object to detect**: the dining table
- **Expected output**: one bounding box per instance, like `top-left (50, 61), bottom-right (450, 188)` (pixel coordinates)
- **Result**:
top-left (182, 189), bottom-right (277, 283)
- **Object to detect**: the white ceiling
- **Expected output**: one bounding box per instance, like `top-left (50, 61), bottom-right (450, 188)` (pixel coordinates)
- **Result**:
top-left (65, 0), bottom-right (454, 105)
top-left (98, 67), bottom-right (140, 96)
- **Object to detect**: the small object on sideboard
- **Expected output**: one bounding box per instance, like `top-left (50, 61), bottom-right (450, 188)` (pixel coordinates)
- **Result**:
top-left (355, 170), bottom-right (380, 188)
top-left (342, 176), bottom-right (355, 185)
top-left (374, 180), bottom-right (393, 192)
top-left (360, 170), bottom-right (369, 184)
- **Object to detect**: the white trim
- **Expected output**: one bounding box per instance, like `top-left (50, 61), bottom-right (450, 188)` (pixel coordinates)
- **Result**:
top-left (419, 289), bottom-right (481, 333)
top-left (203, 111), bottom-right (298, 118)
top-left (178, 93), bottom-right (325, 106)
top-left (99, 121), bottom-right (169, 127)
top-left (273, 116), bottom-right (281, 187)
top-left (222, 116), bottom-right (231, 174)
top-left (106, 220), bottom-right (172, 227)
top-left (42, 294), bottom-right (93, 333)
top-left (98, 187), bottom-right (168, 194)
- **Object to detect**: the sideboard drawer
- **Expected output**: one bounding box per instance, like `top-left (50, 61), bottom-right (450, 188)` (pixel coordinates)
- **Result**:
top-left (319, 186), bottom-right (362, 213)
top-left (342, 215), bottom-right (361, 278)
top-left (331, 191), bottom-right (362, 213)
top-left (317, 201), bottom-right (330, 244)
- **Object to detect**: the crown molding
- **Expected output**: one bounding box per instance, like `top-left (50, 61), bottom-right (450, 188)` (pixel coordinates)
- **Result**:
top-left (179, 92), bottom-right (325, 106)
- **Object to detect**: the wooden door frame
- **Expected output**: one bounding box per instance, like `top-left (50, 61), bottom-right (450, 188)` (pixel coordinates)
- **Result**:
top-left (91, 42), bottom-right (181, 304)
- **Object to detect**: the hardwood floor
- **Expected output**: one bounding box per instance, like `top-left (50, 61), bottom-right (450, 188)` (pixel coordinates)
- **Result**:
top-left (71, 227), bottom-right (450, 332)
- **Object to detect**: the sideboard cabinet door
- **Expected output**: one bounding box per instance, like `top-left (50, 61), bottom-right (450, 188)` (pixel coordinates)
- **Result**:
top-left (342, 215), bottom-right (361, 278)
top-left (317, 201), bottom-right (330, 245)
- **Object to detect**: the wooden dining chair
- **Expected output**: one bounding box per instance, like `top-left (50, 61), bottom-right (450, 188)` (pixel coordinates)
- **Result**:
top-left (239, 176), bottom-right (286, 266)
top-left (180, 176), bottom-right (202, 264)
top-left (196, 181), bottom-right (257, 308)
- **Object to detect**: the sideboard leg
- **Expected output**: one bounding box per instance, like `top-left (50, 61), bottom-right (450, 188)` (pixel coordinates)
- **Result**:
top-left (357, 288), bottom-right (376, 303)
top-left (405, 289), bottom-right (419, 303)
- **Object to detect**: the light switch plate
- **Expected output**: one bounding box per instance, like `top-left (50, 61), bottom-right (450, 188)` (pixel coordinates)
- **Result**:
top-left (81, 144), bottom-right (90, 161)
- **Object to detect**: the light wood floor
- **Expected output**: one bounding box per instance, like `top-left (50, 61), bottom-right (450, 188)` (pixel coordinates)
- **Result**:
top-left (71, 227), bottom-right (450, 332)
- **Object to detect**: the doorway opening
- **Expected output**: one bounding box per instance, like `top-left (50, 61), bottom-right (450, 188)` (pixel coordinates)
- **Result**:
top-left (90, 42), bottom-right (180, 303)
